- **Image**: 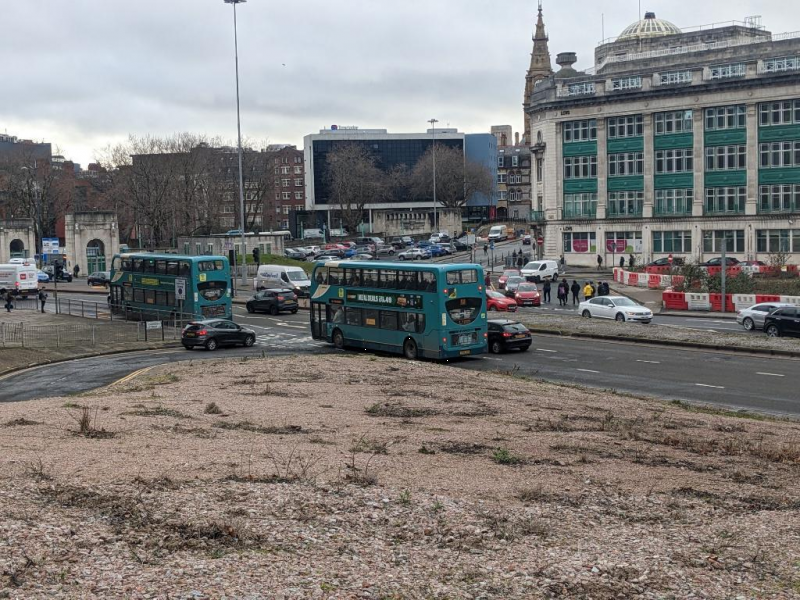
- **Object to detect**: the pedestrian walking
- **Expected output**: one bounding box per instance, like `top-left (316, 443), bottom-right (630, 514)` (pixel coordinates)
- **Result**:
top-left (597, 254), bottom-right (603, 270)
top-left (4, 290), bottom-right (13, 312)
top-left (484, 272), bottom-right (492, 289)
top-left (619, 256), bottom-right (625, 269)
top-left (570, 280), bottom-right (580, 305)
top-left (38, 287), bottom-right (48, 313)
top-left (512, 249), bottom-right (518, 263)
top-left (601, 281), bottom-right (610, 296)
top-left (560, 255), bottom-right (566, 271)
top-left (596, 281), bottom-right (605, 297)
top-left (557, 279), bottom-right (567, 306)
top-left (628, 254), bottom-right (635, 269)
top-left (73, 264), bottom-right (80, 278)
top-left (543, 279), bottom-right (551, 303)
top-left (583, 281), bottom-right (594, 300)
top-left (483, 244), bottom-right (488, 257)
top-left (516, 253), bottom-right (525, 269)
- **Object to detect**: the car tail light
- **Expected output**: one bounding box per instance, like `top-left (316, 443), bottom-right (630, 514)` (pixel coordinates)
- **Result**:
top-left (502, 332), bottom-right (512, 338)
top-left (196, 329), bottom-right (208, 336)
top-left (277, 295), bottom-right (285, 301)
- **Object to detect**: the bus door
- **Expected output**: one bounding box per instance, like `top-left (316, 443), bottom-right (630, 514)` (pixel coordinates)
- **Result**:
top-left (310, 302), bottom-right (326, 339)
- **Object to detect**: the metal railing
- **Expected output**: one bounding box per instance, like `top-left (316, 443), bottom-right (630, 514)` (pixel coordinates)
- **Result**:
top-left (0, 321), bottom-right (141, 348)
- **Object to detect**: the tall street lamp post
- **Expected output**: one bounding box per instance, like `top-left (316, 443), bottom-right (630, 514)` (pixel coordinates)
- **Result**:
top-left (428, 118), bottom-right (438, 235)
top-left (224, 0), bottom-right (247, 288)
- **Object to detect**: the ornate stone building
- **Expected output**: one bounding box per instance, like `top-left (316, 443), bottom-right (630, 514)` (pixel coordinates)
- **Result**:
top-left (526, 12), bottom-right (800, 266)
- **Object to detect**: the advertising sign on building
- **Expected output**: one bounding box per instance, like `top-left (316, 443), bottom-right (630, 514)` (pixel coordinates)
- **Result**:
top-left (42, 238), bottom-right (60, 255)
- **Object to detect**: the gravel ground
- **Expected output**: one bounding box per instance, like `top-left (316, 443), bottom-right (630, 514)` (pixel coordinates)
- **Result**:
top-left (522, 313), bottom-right (800, 353)
top-left (0, 355), bottom-right (799, 599)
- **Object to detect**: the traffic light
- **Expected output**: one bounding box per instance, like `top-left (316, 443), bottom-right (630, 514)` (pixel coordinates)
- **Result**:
top-left (253, 247), bottom-right (261, 265)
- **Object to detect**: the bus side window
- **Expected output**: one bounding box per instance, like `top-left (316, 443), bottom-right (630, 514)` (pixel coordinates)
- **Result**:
top-left (330, 305), bottom-right (344, 324)
top-left (179, 261), bottom-right (191, 277)
top-left (156, 260), bottom-right (167, 275)
top-left (167, 261), bottom-right (179, 276)
top-left (132, 259), bottom-right (143, 272)
top-left (380, 311), bottom-right (398, 330)
top-left (400, 313), bottom-right (416, 332)
top-left (122, 259), bottom-right (132, 271)
top-left (123, 286), bottom-right (133, 301)
top-left (315, 270), bottom-right (326, 285)
top-left (416, 313), bottom-right (426, 333)
top-left (214, 260), bottom-right (224, 270)
top-left (144, 259), bottom-right (156, 274)
top-left (380, 270), bottom-right (397, 290)
top-left (345, 307), bottom-right (362, 326)
top-left (421, 272), bottom-right (436, 292)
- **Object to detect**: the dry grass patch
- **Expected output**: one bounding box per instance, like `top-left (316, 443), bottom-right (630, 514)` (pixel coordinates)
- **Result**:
top-left (365, 402), bottom-right (438, 418)
top-left (213, 421), bottom-right (303, 435)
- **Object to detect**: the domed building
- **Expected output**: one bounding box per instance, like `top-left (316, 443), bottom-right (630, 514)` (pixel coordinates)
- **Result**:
top-left (523, 10), bottom-right (800, 268)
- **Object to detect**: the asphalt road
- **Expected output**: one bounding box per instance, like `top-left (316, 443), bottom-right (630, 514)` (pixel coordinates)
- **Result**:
top-left (2, 309), bottom-right (797, 416)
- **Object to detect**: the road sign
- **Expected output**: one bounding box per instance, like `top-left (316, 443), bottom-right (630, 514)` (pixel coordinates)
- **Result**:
top-left (175, 277), bottom-right (187, 300)
top-left (537, 236), bottom-right (544, 246)
top-left (489, 241), bottom-right (495, 250)
top-left (42, 238), bottom-right (60, 254)
top-left (146, 321), bottom-right (162, 330)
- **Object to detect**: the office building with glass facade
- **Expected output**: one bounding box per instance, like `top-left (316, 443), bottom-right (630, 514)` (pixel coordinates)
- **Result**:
top-left (526, 12), bottom-right (800, 266)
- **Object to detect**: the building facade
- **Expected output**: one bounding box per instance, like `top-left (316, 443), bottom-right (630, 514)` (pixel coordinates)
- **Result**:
top-left (526, 12), bottom-right (800, 266)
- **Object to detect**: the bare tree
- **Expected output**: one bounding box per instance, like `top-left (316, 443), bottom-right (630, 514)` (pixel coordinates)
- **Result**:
top-left (324, 144), bottom-right (386, 235)
top-left (409, 144), bottom-right (493, 209)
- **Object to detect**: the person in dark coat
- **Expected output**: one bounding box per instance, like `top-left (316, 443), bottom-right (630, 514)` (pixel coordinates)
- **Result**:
top-left (570, 280), bottom-right (580, 305)
top-left (619, 256), bottom-right (625, 269)
top-left (597, 254), bottom-right (603, 270)
top-left (557, 278), bottom-right (568, 306)
top-left (38, 287), bottom-right (48, 313)
top-left (4, 290), bottom-right (13, 312)
top-left (73, 264), bottom-right (80, 278)
top-left (516, 254), bottom-right (525, 268)
top-left (628, 254), bottom-right (635, 268)
top-left (542, 279), bottom-right (551, 303)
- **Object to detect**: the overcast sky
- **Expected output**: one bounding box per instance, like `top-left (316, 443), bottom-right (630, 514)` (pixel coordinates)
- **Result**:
top-left (1, 0), bottom-right (795, 166)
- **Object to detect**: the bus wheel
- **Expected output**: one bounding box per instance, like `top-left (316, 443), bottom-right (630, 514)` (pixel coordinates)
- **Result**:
top-left (332, 329), bottom-right (345, 349)
top-left (403, 338), bottom-right (418, 360)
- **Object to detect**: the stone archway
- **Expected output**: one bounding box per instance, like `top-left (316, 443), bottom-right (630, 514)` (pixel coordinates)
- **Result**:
top-left (86, 239), bottom-right (106, 272)
top-left (9, 239), bottom-right (26, 258)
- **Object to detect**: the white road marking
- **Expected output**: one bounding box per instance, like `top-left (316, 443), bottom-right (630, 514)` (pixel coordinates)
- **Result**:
top-left (756, 372), bottom-right (785, 377)
top-left (696, 383), bottom-right (725, 389)
top-left (281, 324), bottom-right (307, 329)
top-left (536, 348), bottom-right (557, 353)
top-left (636, 359), bottom-right (660, 364)
top-left (576, 368), bottom-right (600, 374)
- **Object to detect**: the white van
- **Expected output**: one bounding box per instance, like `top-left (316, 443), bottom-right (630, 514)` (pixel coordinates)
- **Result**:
top-left (255, 265), bottom-right (312, 297)
top-left (0, 263), bottom-right (39, 297)
top-left (487, 225), bottom-right (508, 241)
top-left (521, 260), bottom-right (559, 282)
top-left (303, 229), bottom-right (325, 240)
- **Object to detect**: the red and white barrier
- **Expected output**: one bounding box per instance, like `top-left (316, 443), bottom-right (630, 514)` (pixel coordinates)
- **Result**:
top-left (660, 291), bottom-right (800, 312)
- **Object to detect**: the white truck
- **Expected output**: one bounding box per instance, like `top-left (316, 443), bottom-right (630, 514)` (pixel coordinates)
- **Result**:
top-left (0, 262), bottom-right (39, 297)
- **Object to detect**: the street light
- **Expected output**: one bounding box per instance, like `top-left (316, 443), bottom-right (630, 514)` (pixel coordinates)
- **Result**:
top-left (224, 0), bottom-right (247, 288)
top-left (428, 118), bottom-right (438, 235)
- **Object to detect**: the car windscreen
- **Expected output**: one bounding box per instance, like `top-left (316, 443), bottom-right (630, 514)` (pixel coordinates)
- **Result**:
top-left (523, 263), bottom-right (541, 270)
top-left (502, 323), bottom-right (529, 333)
top-left (287, 270), bottom-right (308, 282)
top-left (446, 298), bottom-right (482, 325)
top-left (517, 284), bottom-right (538, 292)
top-left (612, 298), bottom-right (638, 307)
top-left (487, 290), bottom-right (505, 299)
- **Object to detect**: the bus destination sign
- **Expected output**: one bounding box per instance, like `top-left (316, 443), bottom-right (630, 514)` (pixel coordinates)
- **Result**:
top-left (345, 290), bottom-right (423, 309)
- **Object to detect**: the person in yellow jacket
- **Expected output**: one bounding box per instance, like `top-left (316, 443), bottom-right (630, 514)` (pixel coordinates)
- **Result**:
top-left (583, 281), bottom-right (594, 300)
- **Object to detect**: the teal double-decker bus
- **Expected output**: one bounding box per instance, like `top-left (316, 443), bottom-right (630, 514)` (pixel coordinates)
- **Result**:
top-left (309, 261), bottom-right (487, 359)
top-left (110, 253), bottom-right (232, 321)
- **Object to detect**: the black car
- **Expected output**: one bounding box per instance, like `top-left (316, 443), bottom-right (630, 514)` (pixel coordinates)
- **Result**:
top-left (315, 249), bottom-right (345, 259)
top-left (49, 272), bottom-right (73, 283)
top-left (504, 276), bottom-right (526, 297)
top-left (647, 257), bottom-right (685, 268)
top-left (87, 271), bottom-right (110, 287)
top-left (764, 307), bottom-right (800, 338)
top-left (701, 257), bottom-right (740, 267)
top-left (451, 240), bottom-right (470, 252)
top-left (181, 319), bottom-right (256, 350)
top-left (246, 288), bottom-right (298, 315)
top-left (487, 319), bottom-right (532, 353)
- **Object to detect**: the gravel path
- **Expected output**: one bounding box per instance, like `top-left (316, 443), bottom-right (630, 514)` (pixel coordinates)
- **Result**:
top-left (0, 355), bottom-right (798, 598)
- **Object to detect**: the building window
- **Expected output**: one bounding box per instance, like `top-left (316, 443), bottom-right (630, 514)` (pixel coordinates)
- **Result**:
top-left (562, 231), bottom-right (596, 253)
top-left (607, 191), bottom-right (644, 217)
top-left (607, 115), bottom-right (643, 139)
top-left (511, 155), bottom-right (519, 167)
top-left (498, 191), bottom-right (508, 201)
top-left (653, 231), bottom-right (692, 253)
top-left (655, 189), bottom-right (693, 216)
top-left (565, 82), bottom-right (595, 96)
top-left (294, 166), bottom-right (302, 174)
top-left (282, 192), bottom-right (291, 200)
top-left (704, 187), bottom-right (746, 214)
top-left (294, 178), bottom-right (303, 186)
top-left (710, 64), bottom-right (746, 80)
top-left (660, 70), bottom-right (692, 85)
top-left (758, 100), bottom-right (800, 126)
top-left (608, 153), bottom-right (644, 176)
top-left (497, 156), bottom-right (504, 167)
top-left (281, 178), bottom-right (290, 187)
top-left (756, 229), bottom-right (800, 252)
top-left (705, 145), bottom-right (746, 171)
top-left (294, 155), bottom-right (302, 163)
top-left (295, 191), bottom-right (303, 200)
top-left (563, 193), bottom-right (597, 219)
top-left (611, 76), bottom-right (642, 91)
top-left (759, 141), bottom-right (800, 168)
top-left (280, 166), bottom-right (290, 174)
top-left (605, 231), bottom-right (642, 253)
top-left (509, 174), bottom-right (522, 184)
top-left (655, 149), bottom-right (693, 174)
top-left (563, 155), bottom-right (597, 179)
top-left (759, 184), bottom-right (800, 213)
top-left (283, 206), bottom-right (291, 215)
top-left (536, 159), bottom-right (543, 180)
top-left (562, 119), bottom-right (597, 143)
top-left (509, 191), bottom-right (523, 201)
top-left (705, 105), bottom-right (747, 131)
top-left (703, 230), bottom-right (745, 253)
top-left (654, 110), bottom-right (693, 135)
top-left (762, 57), bottom-right (800, 74)
top-left (497, 173), bottom-right (507, 184)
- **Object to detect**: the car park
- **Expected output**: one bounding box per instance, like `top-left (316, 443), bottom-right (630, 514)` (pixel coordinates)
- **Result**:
top-left (429, 233), bottom-right (451, 244)
top-left (701, 257), bottom-right (740, 267)
top-left (521, 260), bottom-right (559, 282)
top-left (486, 290), bottom-right (518, 312)
top-left (764, 307), bottom-right (800, 338)
top-left (736, 302), bottom-right (793, 331)
top-left (504, 276), bottom-right (526, 296)
top-left (246, 288), bottom-right (298, 315)
top-left (497, 269), bottom-right (520, 290)
top-left (87, 271), bottom-right (111, 287)
top-left (487, 319), bottom-right (531, 353)
top-left (398, 248), bottom-right (431, 261)
top-left (435, 243), bottom-right (453, 255)
top-left (580, 296), bottom-right (652, 323)
top-left (513, 282), bottom-right (541, 307)
top-left (181, 319), bottom-right (256, 350)
top-left (425, 244), bottom-right (447, 257)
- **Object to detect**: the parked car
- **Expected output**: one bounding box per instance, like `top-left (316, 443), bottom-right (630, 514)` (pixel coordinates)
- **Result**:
top-left (181, 319), bottom-right (256, 350)
top-left (350, 253), bottom-right (376, 261)
top-left (246, 288), bottom-right (298, 315)
top-left (498, 269), bottom-right (520, 290)
top-left (521, 260), bottom-right (559, 282)
top-left (504, 276), bottom-right (526, 296)
top-left (512, 283), bottom-right (541, 307)
top-left (486, 290), bottom-right (518, 312)
top-left (646, 257), bottom-right (685, 268)
top-left (389, 237), bottom-right (406, 249)
top-left (737, 302), bottom-right (794, 331)
top-left (36, 269), bottom-right (49, 283)
top-left (375, 245), bottom-right (395, 257)
top-left (739, 260), bottom-right (767, 275)
top-left (451, 240), bottom-right (470, 252)
top-left (87, 271), bottom-right (110, 287)
top-left (487, 319), bottom-right (531, 353)
top-left (426, 244), bottom-right (447, 258)
top-left (764, 306), bottom-right (800, 338)
top-left (314, 256), bottom-right (337, 264)
top-left (701, 257), bottom-right (740, 267)
top-left (398, 248), bottom-right (431, 261)
top-left (522, 234), bottom-right (532, 246)
top-left (429, 233), bottom-right (451, 244)
top-left (435, 243), bottom-right (453, 255)
top-left (315, 249), bottom-right (345, 259)
top-left (284, 248), bottom-right (307, 261)
top-left (579, 296), bottom-right (653, 323)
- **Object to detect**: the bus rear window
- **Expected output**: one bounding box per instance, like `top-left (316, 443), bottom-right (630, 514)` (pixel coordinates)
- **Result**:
top-left (446, 269), bottom-right (478, 285)
top-left (446, 298), bottom-right (482, 325)
top-left (198, 281), bottom-right (227, 301)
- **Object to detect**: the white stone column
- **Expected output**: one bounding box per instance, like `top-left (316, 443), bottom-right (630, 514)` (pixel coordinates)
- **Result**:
top-left (596, 118), bottom-right (607, 219)
top-left (745, 102), bottom-right (758, 216)
top-left (643, 113), bottom-right (654, 218)
top-left (692, 110), bottom-right (705, 217)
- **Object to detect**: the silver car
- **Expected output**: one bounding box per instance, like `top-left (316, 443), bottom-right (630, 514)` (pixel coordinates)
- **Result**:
top-left (579, 296), bottom-right (653, 323)
top-left (736, 302), bottom-right (794, 331)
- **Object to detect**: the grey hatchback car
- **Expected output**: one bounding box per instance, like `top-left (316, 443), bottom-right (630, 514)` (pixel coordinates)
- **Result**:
top-left (736, 302), bottom-right (794, 331)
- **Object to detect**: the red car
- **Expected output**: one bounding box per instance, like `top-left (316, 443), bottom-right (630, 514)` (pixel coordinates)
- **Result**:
top-left (324, 243), bottom-right (348, 251)
top-left (487, 290), bottom-right (518, 312)
top-left (497, 269), bottom-right (520, 290)
top-left (513, 283), bottom-right (541, 307)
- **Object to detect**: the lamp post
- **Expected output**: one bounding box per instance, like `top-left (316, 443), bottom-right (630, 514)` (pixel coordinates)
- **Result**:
top-left (428, 118), bottom-right (438, 235)
top-left (224, 0), bottom-right (247, 288)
